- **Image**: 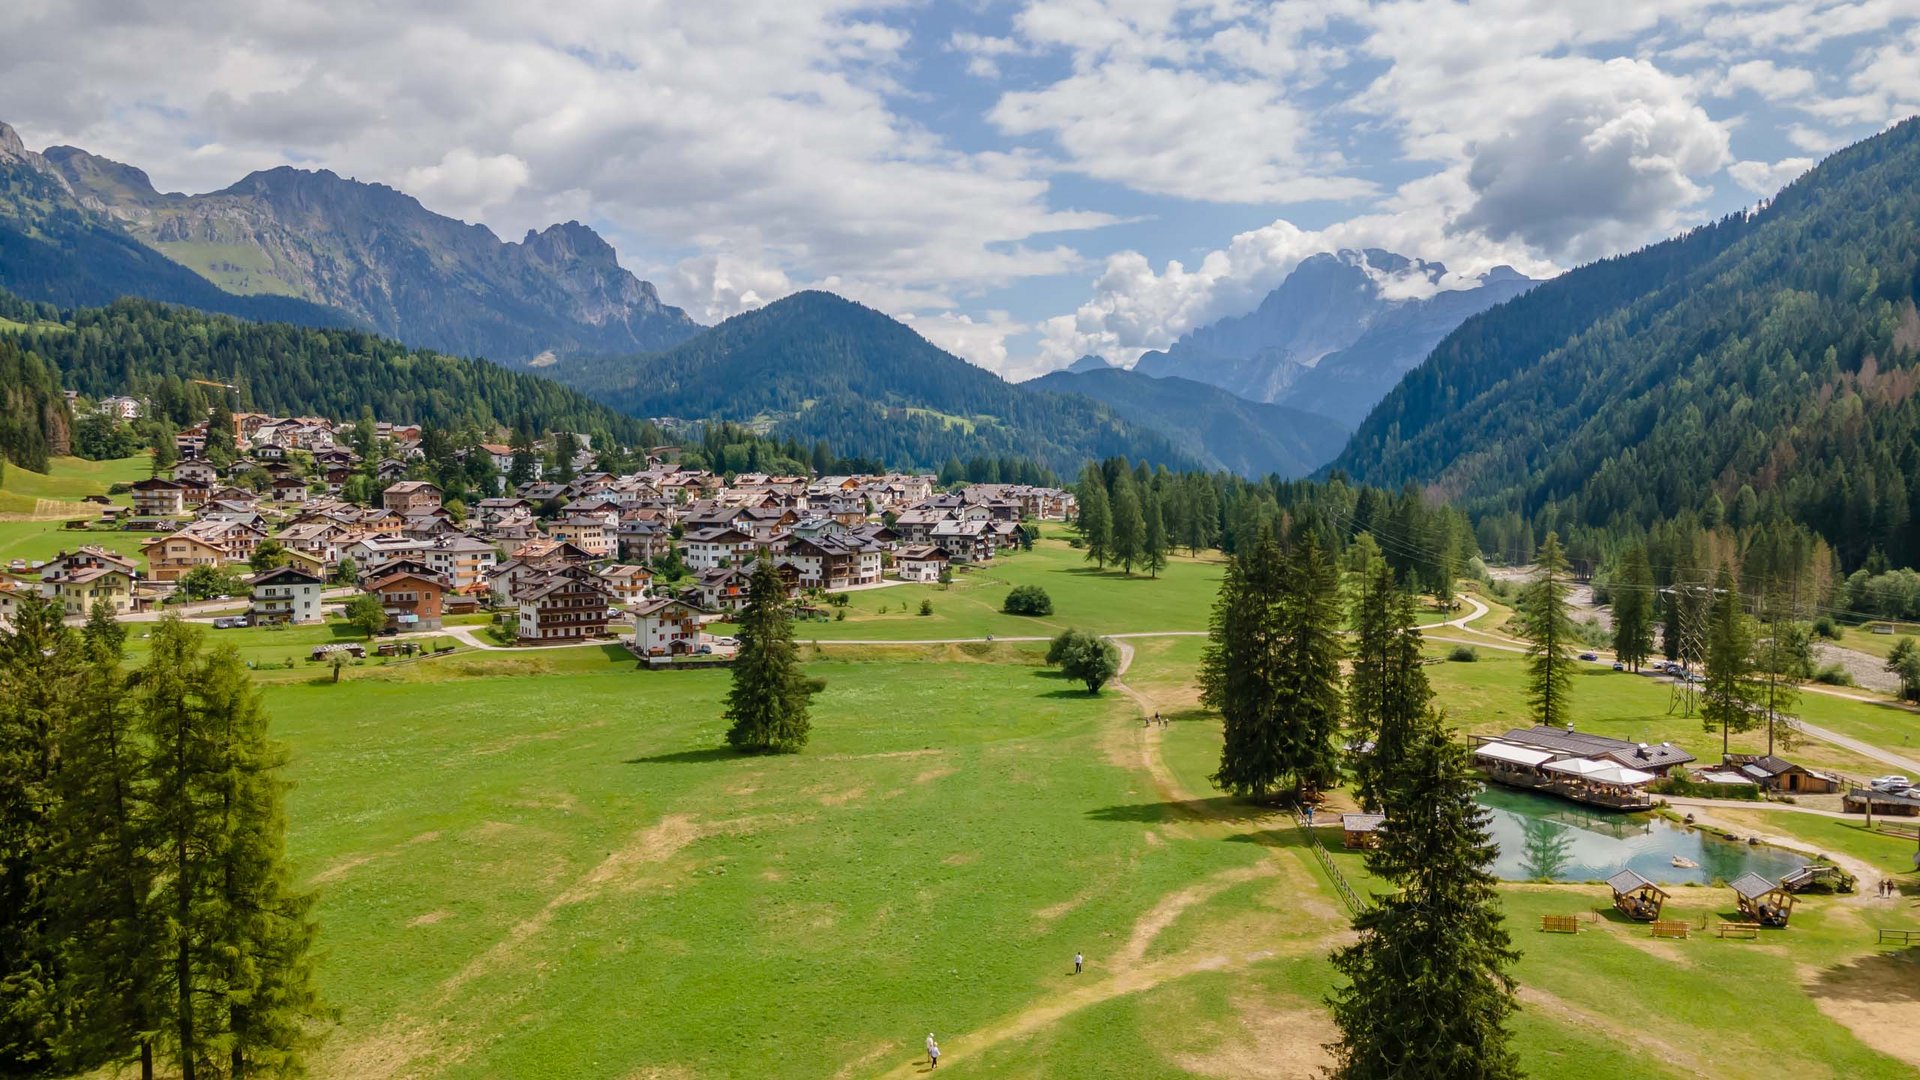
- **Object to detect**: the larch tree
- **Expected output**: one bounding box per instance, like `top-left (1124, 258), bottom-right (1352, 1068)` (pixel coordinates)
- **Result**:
top-left (1077, 466), bottom-right (1112, 569)
top-left (724, 560), bottom-right (817, 753)
top-left (1109, 470), bottom-right (1145, 575)
top-left (1329, 712), bottom-right (1520, 1080)
top-left (1518, 532), bottom-right (1576, 728)
top-left (1347, 562), bottom-right (1431, 812)
top-left (1142, 489), bottom-right (1169, 578)
top-left (0, 594), bottom-right (84, 1071)
top-left (52, 605), bottom-right (163, 1079)
top-left (1203, 526), bottom-right (1288, 798)
top-left (1700, 566), bottom-right (1762, 761)
top-left (1610, 544), bottom-right (1655, 672)
top-left (1273, 532), bottom-right (1346, 796)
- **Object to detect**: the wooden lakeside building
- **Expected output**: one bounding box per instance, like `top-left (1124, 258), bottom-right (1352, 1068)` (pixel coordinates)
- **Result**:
top-left (1607, 869), bottom-right (1668, 922)
top-left (1730, 872), bottom-right (1795, 927)
top-left (1469, 725), bottom-right (1695, 810)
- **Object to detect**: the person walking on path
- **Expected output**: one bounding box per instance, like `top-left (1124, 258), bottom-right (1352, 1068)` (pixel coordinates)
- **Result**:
top-left (1074, 951), bottom-right (1083, 974)
top-left (927, 1037), bottom-right (940, 1070)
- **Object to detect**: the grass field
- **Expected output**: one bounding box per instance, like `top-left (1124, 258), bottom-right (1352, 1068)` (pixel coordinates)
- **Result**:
top-left (0, 454), bottom-right (149, 518)
top-left (217, 620), bottom-right (1920, 1080)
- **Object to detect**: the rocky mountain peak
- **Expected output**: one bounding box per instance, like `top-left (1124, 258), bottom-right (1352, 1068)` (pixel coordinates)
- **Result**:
top-left (521, 221), bottom-right (619, 266)
top-left (0, 121), bottom-right (26, 162)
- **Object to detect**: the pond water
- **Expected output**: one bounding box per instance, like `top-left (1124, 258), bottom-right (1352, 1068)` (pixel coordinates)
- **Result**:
top-left (1478, 787), bottom-right (1808, 885)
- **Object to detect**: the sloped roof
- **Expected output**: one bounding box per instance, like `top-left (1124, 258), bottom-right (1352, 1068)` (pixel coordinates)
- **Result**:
top-left (1606, 869), bottom-right (1666, 897)
top-left (1730, 872), bottom-right (1781, 900)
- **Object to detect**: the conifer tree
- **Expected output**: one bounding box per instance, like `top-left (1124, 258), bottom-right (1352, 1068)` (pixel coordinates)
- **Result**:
top-left (1518, 532), bottom-right (1575, 728)
top-left (1701, 567), bottom-right (1762, 760)
top-left (51, 605), bottom-right (161, 1079)
top-left (507, 422), bottom-right (538, 489)
top-left (1347, 562), bottom-right (1431, 811)
top-left (198, 644), bottom-right (322, 1078)
top-left (1110, 471), bottom-right (1145, 574)
top-left (1142, 489), bottom-right (1169, 578)
top-left (0, 594), bottom-right (83, 1070)
top-left (1077, 467), bottom-right (1112, 569)
top-left (1203, 526), bottom-right (1287, 797)
top-left (1330, 713), bottom-right (1520, 1080)
top-left (1273, 532), bottom-right (1346, 795)
top-left (1610, 544), bottom-right (1655, 671)
top-left (724, 561), bottom-right (816, 753)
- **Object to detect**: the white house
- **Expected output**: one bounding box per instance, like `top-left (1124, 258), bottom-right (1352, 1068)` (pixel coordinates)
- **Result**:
top-left (679, 526), bottom-right (755, 571)
top-left (895, 545), bottom-right (950, 583)
top-left (249, 564), bottom-right (326, 625)
top-left (631, 597), bottom-right (704, 654)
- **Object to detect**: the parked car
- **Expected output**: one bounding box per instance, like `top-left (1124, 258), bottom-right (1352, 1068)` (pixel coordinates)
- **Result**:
top-left (1612, 662), bottom-right (1625, 671)
top-left (212, 615), bottom-right (248, 629)
top-left (715, 636), bottom-right (739, 647)
top-left (1578, 652), bottom-right (1598, 661)
top-left (1870, 775), bottom-right (1912, 793)
top-left (695, 644), bottom-right (715, 655)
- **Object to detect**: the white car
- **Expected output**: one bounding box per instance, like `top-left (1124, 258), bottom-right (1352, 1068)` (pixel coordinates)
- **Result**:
top-left (1870, 775), bottom-right (1912, 793)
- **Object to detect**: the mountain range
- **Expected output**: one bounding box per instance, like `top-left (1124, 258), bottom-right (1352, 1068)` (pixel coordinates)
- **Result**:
top-left (0, 121), bottom-right (699, 364)
top-left (1027, 367), bottom-right (1348, 479)
top-left (1133, 250), bottom-right (1537, 426)
top-left (1334, 115), bottom-right (1920, 567)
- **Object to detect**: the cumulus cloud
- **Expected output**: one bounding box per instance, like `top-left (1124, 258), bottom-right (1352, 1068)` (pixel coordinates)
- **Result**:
top-left (400, 149), bottom-right (531, 220)
top-left (1712, 59), bottom-right (1817, 101)
top-left (901, 309), bottom-right (1031, 375)
top-left (1728, 156), bottom-right (1815, 195)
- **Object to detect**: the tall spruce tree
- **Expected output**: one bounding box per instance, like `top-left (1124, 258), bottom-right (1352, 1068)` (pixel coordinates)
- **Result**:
top-left (51, 604), bottom-right (162, 1079)
top-left (199, 644), bottom-right (322, 1078)
top-left (1077, 466), bottom-right (1112, 569)
top-left (1203, 526), bottom-right (1288, 797)
top-left (1610, 544), bottom-right (1655, 672)
top-left (142, 619), bottom-right (322, 1079)
top-left (1347, 562), bottom-right (1431, 812)
top-left (0, 594), bottom-right (83, 1070)
top-left (1701, 566), bottom-right (1762, 761)
top-left (724, 561), bottom-right (816, 753)
top-left (1330, 712), bottom-right (1521, 1080)
top-left (1753, 605), bottom-right (1803, 756)
top-left (1109, 471), bottom-right (1145, 575)
top-left (1518, 532), bottom-right (1576, 728)
top-left (1274, 532), bottom-right (1346, 796)
top-left (1143, 490), bottom-right (1169, 579)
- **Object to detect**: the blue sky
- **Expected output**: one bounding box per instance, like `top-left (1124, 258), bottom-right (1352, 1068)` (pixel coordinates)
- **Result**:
top-left (4, 1), bottom-right (1917, 377)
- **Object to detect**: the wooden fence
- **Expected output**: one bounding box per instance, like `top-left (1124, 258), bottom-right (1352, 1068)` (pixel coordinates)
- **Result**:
top-left (1295, 812), bottom-right (1366, 916)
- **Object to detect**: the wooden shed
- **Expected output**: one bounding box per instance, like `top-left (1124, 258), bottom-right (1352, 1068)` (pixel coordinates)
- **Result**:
top-left (1730, 872), bottom-right (1794, 927)
top-left (1607, 869), bottom-right (1668, 922)
top-left (1341, 813), bottom-right (1386, 849)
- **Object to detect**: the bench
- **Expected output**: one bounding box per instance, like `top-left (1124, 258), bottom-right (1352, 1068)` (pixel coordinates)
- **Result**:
top-left (1717, 922), bottom-right (1761, 940)
top-left (1650, 920), bottom-right (1690, 940)
top-left (1540, 914), bottom-right (1581, 934)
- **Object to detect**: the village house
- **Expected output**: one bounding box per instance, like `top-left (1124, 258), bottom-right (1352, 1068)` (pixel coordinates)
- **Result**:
top-left (249, 564), bottom-right (326, 625)
top-left (342, 534), bottom-right (428, 572)
top-left (172, 459), bottom-right (221, 487)
top-left (617, 517), bottom-right (672, 562)
top-left (895, 545), bottom-right (950, 583)
top-left (382, 480), bottom-right (443, 514)
top-left (514, 565), bottom-right (612, 643)
top-left (131, 477), bottom-right (189, 518)
top-left (274, 521), bottom-right (348, 568)
top-left (364, 559), bottom-right (449, 632)
top-left (270, 476), bottom-right (310, 506)
top-left (596, 563), bottom-right (653, 607)
top-left (1728, 754), bottom-right (1843, 794)
top-left (631, 596), bottom-right (705, 654)
top-left (422, 534), bottom-right (499, 593)
top-left (548, 514), bottom-right (616, 559)
top-left (140, 520), bottom-right (264, 582)
top-left (931, 519), bottom-right (995, 562)
top-left (680, 526), bottom-right (755, 571)
top-left (780, 534), bottom-right (884, 590)
top-left (39, 549), bottom-right (139, 615)
top-left (476, 497), bottom-right (534, 530)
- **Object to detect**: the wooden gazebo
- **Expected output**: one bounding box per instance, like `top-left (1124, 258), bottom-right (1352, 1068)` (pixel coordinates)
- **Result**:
top-left (1607, 869), bottom-right (1668, 922)
top-left (1341, 813), bottom-right (1386, 849)
top-left (1730, 872), bottom-right (1794, 927)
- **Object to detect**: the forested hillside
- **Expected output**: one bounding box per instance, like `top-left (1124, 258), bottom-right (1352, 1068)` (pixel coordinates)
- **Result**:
top-left (1334, 117), bottom-right (1920, 571)
top-left (549, 290), bottom-right (1198, 474)
top-left (0, 292), bottom-right (651, 448)
top-left (1029, 367), bottom-right (1348, 478)
top-left (0, 334), bottom-right (69, 474)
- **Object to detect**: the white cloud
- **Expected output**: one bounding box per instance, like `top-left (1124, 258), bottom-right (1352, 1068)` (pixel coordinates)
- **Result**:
top-left (1712, 59), bottom-right (1817, 100)
top-left (1728, 155), bottom-right (1814, 194)
top-left (399, 148), bottom-right (531, 221)
top-left (671, 253), bottom-right (794, 324)
top-left (901, 309), bottom-right (1031, 375)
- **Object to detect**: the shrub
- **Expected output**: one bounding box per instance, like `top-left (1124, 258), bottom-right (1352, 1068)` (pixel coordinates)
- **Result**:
top-left (833, 608), bottom-right (846, 621)
top-left (1812, 663), bottom-right (1855, 686)
top-left (1448, 645), bottom-right (1479, 662)
top-left (918, 599), bottom-right (933, 616)
top-left (1003, 584), bottom-right (1054, 616)
top-left (1812, 615), bottom-right (1841, 640)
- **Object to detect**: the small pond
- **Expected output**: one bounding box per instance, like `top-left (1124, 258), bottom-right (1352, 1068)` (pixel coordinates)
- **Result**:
top-left (1478, 787), bottom-right (1807, 885)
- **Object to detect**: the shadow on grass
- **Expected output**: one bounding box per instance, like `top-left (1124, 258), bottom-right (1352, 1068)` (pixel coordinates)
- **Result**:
top-left (625, 746), bottom-right (736, 765)
top-left (1810, 949), bottom-right (1920, 1002)
top-left (1087, 796), bottom-right (1292, 827)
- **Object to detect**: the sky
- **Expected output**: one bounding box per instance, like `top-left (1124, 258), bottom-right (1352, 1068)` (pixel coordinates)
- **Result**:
top-left (4, 1), bottom-right (1918, 379)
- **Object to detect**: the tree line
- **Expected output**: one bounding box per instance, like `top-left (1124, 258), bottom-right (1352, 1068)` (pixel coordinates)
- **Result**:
top-left (0, 599), bottom-right (321, 1079)
top-left (1194, 514), bottom-right (1521, 1077)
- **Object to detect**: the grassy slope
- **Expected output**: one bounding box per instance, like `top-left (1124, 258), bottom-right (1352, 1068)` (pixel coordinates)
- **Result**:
top-left (0, 454), bottom-right (156, 564)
